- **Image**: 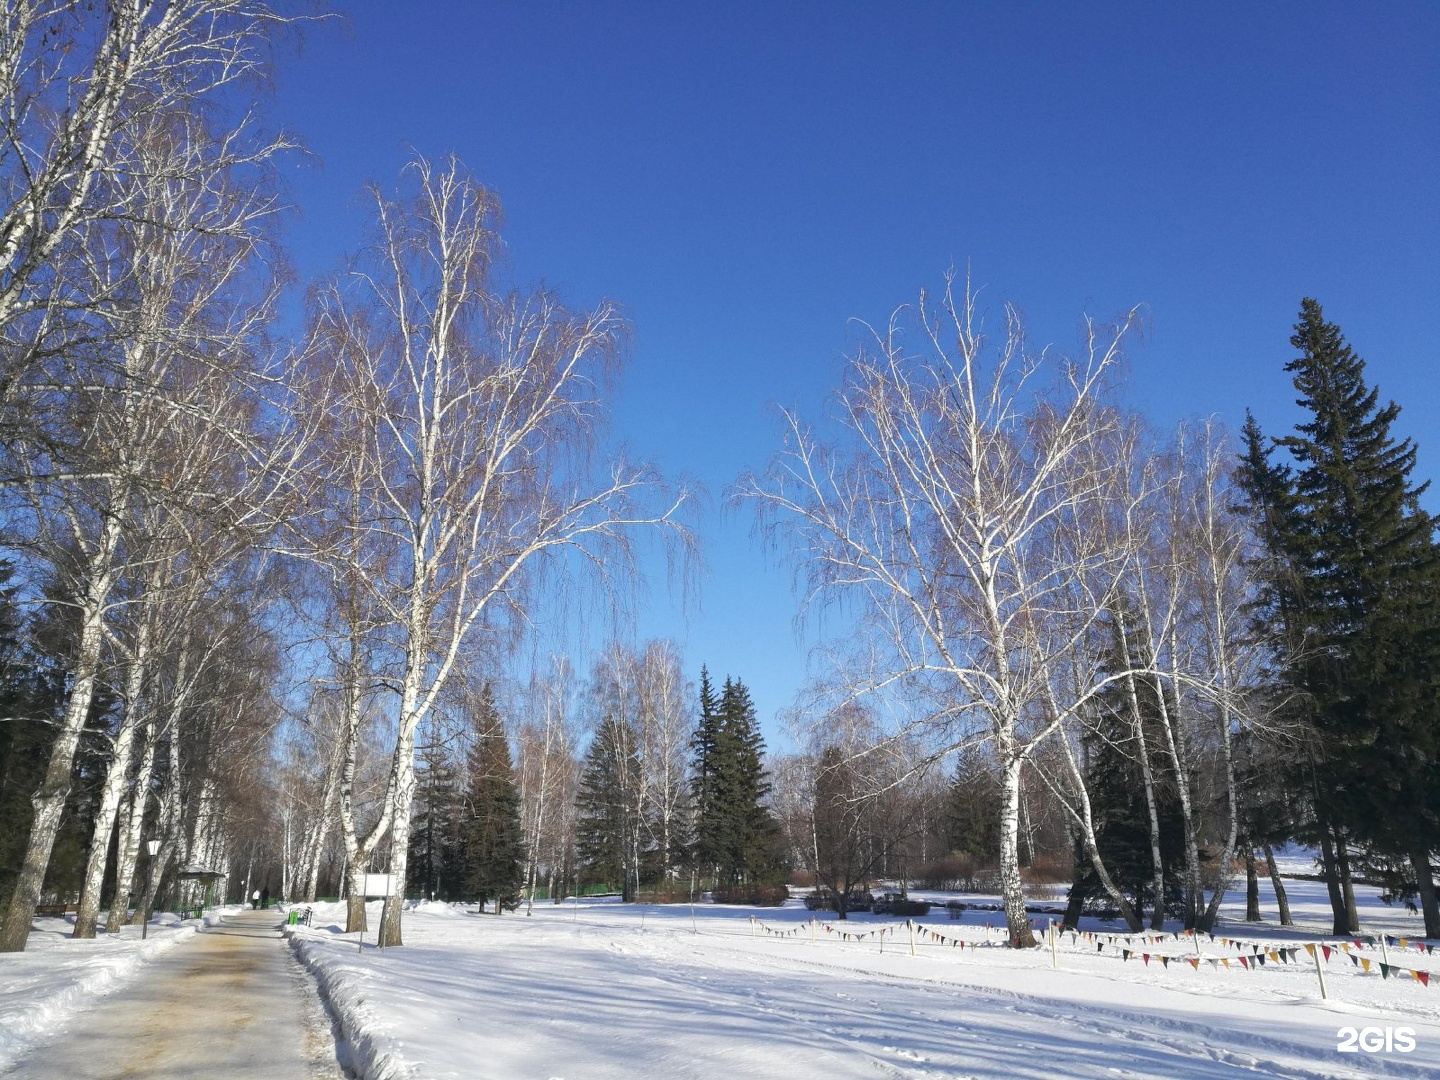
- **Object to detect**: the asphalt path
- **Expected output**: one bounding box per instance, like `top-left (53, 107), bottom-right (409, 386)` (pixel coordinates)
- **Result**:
top-left (3, 909), bottom-right (346, 1080)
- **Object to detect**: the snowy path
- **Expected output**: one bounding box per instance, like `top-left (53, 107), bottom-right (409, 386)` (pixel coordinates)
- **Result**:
top-left (2, 909), bottom-right (345, 1080)
top-left (289, 899), bottom-right (1440, 1079)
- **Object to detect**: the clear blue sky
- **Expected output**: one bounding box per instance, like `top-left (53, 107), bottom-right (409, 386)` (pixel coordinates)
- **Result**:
top-left (273, 1), bottom-right (1439, 746)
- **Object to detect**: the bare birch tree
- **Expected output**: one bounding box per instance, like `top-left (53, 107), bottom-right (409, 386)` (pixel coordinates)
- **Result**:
top-left (297, 156), bottom-right (688, 945)
top-left (741, 274), bottom-right (1138, 947)
top-left (0, 0), bottom-right (296, 429)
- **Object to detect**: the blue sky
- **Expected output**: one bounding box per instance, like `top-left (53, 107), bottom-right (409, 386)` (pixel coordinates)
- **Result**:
top-left (272, 2), bottom-right (1439, 746)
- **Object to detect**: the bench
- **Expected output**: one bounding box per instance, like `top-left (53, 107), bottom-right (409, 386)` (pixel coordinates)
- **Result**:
top-left (35, 903), bottom-right (77, 917)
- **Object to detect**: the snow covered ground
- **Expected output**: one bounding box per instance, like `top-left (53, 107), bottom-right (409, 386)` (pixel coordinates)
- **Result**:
top-left (2, 879), bottom-right (1434, 1080)
top-left (0, 907), bottom-right (232, 1072)
top-left (288, 876), bottom-right (1440, 1080)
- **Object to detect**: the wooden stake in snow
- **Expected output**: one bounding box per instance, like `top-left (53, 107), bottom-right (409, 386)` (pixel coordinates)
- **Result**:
top-left (1309, 943), bottom-right (1328, 1000)
top-left (1380, 935), bottom-right (1390, 967)
top-left (808, 918), bottom-right (816, 944)
top-left (1193, 930), bottom-right (1202, 958)
top-left (749, 916), bottom-right (756, 938)
top-left (1050, 920), bottom-right (1059, 969)
top-left (909, 920), bottom-right (916, 956)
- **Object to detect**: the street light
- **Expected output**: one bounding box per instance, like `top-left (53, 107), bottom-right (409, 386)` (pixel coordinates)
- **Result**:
top-left (142, 839), bottom-right (160, 940)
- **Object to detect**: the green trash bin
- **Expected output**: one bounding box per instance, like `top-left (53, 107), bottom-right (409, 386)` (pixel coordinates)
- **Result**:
top-left (287, 910), bottom-right (298, 926)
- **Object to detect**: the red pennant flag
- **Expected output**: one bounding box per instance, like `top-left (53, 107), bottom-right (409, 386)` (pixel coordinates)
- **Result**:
top-left (1322, 946), bottom-right (1332, 962)
top-left (1238, 956), bottom-right (1249, 969)
top-left (1416, 971), bottom-right (1430, 987)
top-left (1143, 953), bottom-right (1150, 965)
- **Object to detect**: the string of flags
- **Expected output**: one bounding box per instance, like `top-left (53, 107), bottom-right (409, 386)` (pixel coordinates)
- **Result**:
top-left (746, 916), bottom-right (1434, 988)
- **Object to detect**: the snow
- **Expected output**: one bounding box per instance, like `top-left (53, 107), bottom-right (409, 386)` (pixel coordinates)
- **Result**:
top-left (0, 908), bottom-right (228, 1072)
top-left (286, 879), bottom-right (1440, 1080)
top-left (3, 881), bottom-right (1435, 1080)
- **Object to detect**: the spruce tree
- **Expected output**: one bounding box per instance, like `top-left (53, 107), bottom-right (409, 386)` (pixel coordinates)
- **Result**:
top-left (1244, 299), bottom-right (1440, 936)
top-left (407, 740), bottom-right (460, 901)
top-left (464, 687), bottom-right (524, 913)
top-left (947, 746), bottom-right (1001, 864)
top-left (688, 667), bottom-right (724, 877)
top-left (575, 714), bottom-right (643, 901)
top-left (689, 673), bottom-right (782, 887)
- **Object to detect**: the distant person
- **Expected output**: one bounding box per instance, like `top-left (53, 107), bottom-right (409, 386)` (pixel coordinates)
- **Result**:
top-left (251, 889), bottom-right (259, 910)
top-left (261, 886), bottom-right (270, 909)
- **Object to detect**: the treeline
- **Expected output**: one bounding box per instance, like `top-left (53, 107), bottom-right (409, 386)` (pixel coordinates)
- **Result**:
top-left (267, 647), bottom-right (786, 913)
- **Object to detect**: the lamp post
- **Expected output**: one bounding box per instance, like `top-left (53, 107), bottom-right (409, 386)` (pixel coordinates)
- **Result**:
top-left (142, 839), bottom-right (160, 940)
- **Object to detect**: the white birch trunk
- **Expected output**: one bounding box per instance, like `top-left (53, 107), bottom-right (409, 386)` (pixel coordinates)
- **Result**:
top-left (74, 617), bottom-right (154, 938)
top-left (0, 511), bottom-right (122, 951)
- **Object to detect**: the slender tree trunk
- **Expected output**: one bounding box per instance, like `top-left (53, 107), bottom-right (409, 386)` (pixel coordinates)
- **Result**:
top-left (1316, 812), bottom-right (1348, 935)
top-left (0, 524), bottom-right (121, 952)
top-left (1262, 844), bottom-right (1292, 926)
top-left (1245, 850), bottom-right (1260, 921)
top-left (1336, 838), bottom-right (1359, 934)
top-left (1195, 623), bottom-right (1241, 934)
top-left (74, 620), bottom-right (154, 938)
top-left (1408, 848), bottom-right (1440, 939)
top-left (107, 715), bottom-right (159, 932)
top-left (998, 752), bottom-right (1036, 947)
top-left (378, 744), bottom-right (418, 947)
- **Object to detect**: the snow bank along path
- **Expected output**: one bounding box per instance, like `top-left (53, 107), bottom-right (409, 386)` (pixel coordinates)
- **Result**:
top-left (289, 888), bottom-right (1440, 1080)
top-left (2, 908), bottom-right (344, 1079)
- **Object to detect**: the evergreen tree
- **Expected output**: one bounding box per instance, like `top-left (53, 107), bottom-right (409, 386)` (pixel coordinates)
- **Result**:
top-left (689, 672), bottom-right (782, 886)
top-left (575, 714), bottom-right (643, 901)
top-left (1241, 299), bottom-right (1440, 936)
top-left (688, 666), bottom-right (723, 876)
top-left (406, 739), bottom-right (461, 901)
top-left (464, 686), bottom-right (524, 913)
top-left (947, 746), bottom-right (1001, 864)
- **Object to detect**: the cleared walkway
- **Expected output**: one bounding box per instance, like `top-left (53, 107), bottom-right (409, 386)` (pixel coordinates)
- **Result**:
top-left (3, 909), bottom-right (346, 1079)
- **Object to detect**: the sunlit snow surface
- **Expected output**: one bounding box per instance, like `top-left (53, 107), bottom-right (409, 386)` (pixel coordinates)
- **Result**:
top-left (290, 875), bottom-right (1439, 1080)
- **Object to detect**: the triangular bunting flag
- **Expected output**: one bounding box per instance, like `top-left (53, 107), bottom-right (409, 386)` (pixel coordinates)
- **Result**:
top-left (1360, 958), bottom-right (1371, 973)
top-left (1143, 953), bottom-right (1150, 965)
top-left (1304, 943), bottom-right (1315, 957)
top-left (1188, 957), bottom-right (1199, 970)
top-left (1322, 946), bottom-right (1332, 962)
top-left (1161, 956), bottom-right (1170, 968)
top-left (1238, 956), bottom-right (1248, 969)
top-left (1416, 971), bottom-right (1429, 987)
top-left (1380, 963), bottom-right (1391, 980)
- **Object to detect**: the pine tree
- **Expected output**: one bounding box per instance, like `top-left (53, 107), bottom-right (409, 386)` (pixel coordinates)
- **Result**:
top-left (464, 686), bottom-right (524, 913)
top-left (575, 714), bottom-right (643, 901)
top-left (1243, 299), bottom-right (1440, 936)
